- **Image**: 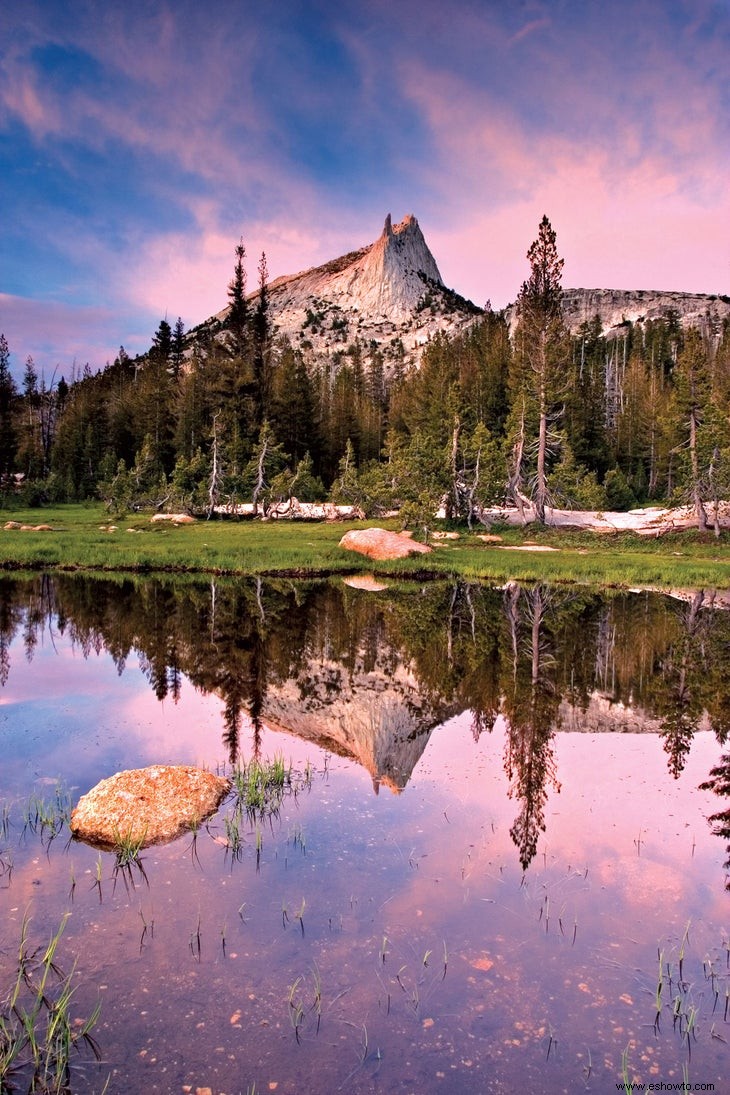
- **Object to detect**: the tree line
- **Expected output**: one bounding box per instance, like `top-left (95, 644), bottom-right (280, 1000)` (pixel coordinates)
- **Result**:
top-left (1, 218), bottom-right (729, 530)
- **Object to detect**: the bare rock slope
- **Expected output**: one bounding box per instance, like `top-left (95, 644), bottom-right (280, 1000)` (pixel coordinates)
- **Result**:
top-left (215, 214), bottom-right (481, 366)
top-left (507, 287), bottom-right (730, 339)
top-left (561, 287), bottom-right (730, 338)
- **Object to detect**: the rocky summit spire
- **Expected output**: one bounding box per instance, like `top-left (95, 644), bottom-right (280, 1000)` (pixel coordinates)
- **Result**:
top-left (228, 213), bottom-right (480, 367)
top-left (361, 213), bottom-right (444, 316)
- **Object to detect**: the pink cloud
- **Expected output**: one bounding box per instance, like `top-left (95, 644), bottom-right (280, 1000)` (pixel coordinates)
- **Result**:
top-left (0, 293), bottom-right (146, 379)
top-left (120, 197), bottom-right (384, 323)
top-left (401, 65), bottom-right (730, 305)
top-left (0, 57), bottom-right (62, 138)
top-left (508, 17), bottom-right (551, 45)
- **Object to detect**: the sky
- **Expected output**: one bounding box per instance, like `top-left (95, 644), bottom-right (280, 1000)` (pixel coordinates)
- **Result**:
top-left (1, 0), bottom-right (729, 381)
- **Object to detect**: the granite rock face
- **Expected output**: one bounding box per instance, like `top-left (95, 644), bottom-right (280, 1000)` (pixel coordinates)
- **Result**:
top-left (507, 287), bottom-right (730, 339)
top-left (209, 214), bottom-right (480, 368)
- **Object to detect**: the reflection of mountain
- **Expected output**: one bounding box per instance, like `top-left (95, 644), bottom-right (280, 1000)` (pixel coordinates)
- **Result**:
top-left (558, 694), bottom-right (710, 734)
top-left (2, 575), bottom-right (730, 867)
top-left (262, 656), bottom-right (457, 793)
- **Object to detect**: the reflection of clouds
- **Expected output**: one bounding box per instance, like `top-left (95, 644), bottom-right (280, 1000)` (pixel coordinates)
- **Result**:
top-left (1, 686), bottom-right (728, 1090)
top-left (0, 625), bottom-right (348, 798)
top-left (2, 642), bottom-right (226, 790)
top-left (373, 716), bottom-right (729, 934)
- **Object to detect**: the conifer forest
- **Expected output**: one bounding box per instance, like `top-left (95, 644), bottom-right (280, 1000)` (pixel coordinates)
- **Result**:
top-left (2, 219), bottom-right (729, 529)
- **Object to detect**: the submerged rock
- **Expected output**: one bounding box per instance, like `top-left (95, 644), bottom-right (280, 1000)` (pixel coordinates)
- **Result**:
top-left (70, 765), bottom-right (230, 849)
top-left (339, 528), bottom-right (431, 561)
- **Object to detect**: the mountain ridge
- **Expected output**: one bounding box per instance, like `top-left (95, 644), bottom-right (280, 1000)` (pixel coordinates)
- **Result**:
top-left (201, 215), bottom-right (729, 362)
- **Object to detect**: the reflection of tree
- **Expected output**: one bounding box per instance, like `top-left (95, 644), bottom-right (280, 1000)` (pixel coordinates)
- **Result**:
top-left (382, 580), bottom-right (503, 737)
top-left (649, 592), bottom-right (707, 778)
top-left (188, 578), bottom-right (286, 764)
top-left (0, 577), bottom-right (22, 686)
top-left (698, 593), bottom-right (730, 744)
top-left (501, 584), bottom-right (563, 871)
top-left (2, 573), bottom-right (730, 823)
top-left (700, 752), bottom-right (730, 891)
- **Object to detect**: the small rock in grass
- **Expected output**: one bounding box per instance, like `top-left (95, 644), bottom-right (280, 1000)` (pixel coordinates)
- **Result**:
top-left (339, 528), bottom-right (431, 560)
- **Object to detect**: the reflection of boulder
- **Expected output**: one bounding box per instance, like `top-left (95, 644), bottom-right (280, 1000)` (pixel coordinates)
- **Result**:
top-left (342, 575), bottom-right (389, 592)
top-left (70, 765), bottom-right (230, 848)
top-left (262, 656), bottom-right (456, 793)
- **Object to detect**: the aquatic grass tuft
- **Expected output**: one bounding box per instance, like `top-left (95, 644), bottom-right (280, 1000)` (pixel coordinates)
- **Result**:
top-left (22, 786), bottom-right (72, 847)
top-left (231, 754), bottom-right (292, 817)
top-left (217, 754), bottom-right (314, 869)
top-left (286, 966), bottom-right (324, 1044)
top-left (111, 826), bottom-right (149, 892)
top-left (0, 847), bottom-right (13, 885)
top-left (621, 1042), bottom-right (633, 1094)
top-left (190, 914), bottom-right (202, 961)
top-left (0, 912), bottom-right (104, 1093)
top-left (91, 854), bottom-right (104, 903)
top-left (112, 825), bottom-right (146, 868)
top-left (224, 815), bottom-right (244, 862)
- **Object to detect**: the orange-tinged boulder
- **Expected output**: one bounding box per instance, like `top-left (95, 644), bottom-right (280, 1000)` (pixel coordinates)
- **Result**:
top-left (70, 765), bottom-right (230, 849)
top-left (339, 527), bottom-right (431, 561)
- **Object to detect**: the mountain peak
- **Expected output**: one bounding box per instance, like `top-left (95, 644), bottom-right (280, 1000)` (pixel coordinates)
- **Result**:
top-left (252, 213), bottom-right (474, 365)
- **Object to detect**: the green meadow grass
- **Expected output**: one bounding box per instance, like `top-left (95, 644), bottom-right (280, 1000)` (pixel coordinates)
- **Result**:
top-left (0, 503), bottom-right (728, 589)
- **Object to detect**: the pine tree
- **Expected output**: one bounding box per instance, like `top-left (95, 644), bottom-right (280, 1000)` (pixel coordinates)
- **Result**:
top-left (18, 355), bottom-right (43, 479)
top-left (143, 318), bottom-right (176, 474)
top-left (227, 239), bottom-right (249, 357)
top-left (253, 252), bottom-right (271, 427)
top-left (270, 342), bottom-right (319, 467)
top-left (0, 334), bottom-right (18, 481)
top-left (171, 317), bottom-right (186, 377)
top-left (152, 318), bottom-right (173, 363)
top-left (511, 216), bottom-right (570, 523)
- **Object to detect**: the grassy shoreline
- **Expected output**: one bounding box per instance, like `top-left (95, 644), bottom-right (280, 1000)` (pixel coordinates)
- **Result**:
top-left (1, 503), bottom-right (729, 589)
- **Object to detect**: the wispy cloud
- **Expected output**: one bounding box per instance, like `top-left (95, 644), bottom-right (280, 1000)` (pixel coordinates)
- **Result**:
top-left (507, 16), bottom-right (551, 46)
top-left (0, 293), bottom-right (149, 380)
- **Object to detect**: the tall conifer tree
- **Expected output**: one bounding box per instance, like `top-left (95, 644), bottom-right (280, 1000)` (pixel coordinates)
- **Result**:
top-left (511, 216), bottom-right (570, 523)
top-left (0, 334), bottom-right (18, 480)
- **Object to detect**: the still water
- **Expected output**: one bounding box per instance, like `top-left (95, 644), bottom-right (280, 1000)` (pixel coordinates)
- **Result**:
top-left (0, 574), bottom-right (728, 1093)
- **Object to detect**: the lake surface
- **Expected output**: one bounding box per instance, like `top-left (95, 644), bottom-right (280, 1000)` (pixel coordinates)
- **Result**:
top-left (1, 574), bottom-right (729, 1094)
